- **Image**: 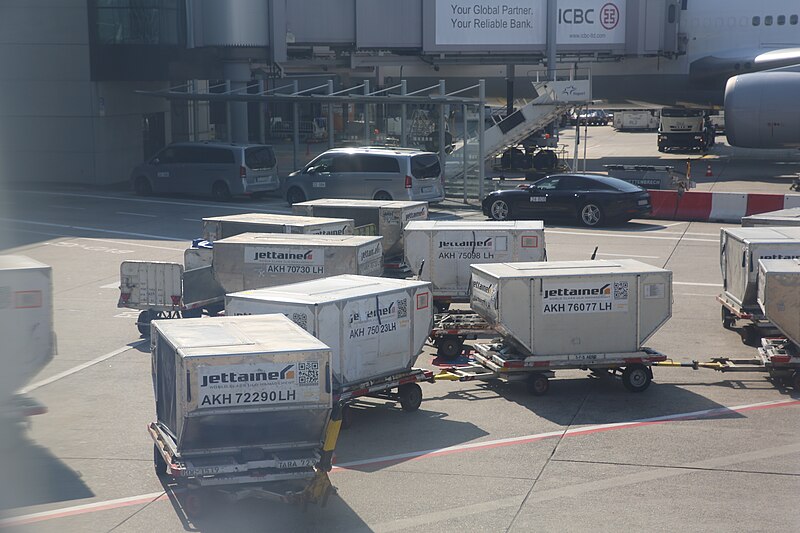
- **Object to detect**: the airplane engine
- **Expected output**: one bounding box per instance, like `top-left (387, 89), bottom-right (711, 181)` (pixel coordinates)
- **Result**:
top-left (725, 71), bottom-right (800, 149)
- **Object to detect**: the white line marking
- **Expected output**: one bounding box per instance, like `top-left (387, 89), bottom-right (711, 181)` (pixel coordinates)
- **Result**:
top-left (73, 238), bottom-right (184, 252)
top-left (0, 217), bottom-right (185, 241)
top-left (674, 281), bottom-right (722, 287)
top-left (595, 252), bottom-right (660, 259)
top-left (100, 282), bottom-right (119, 289)
top-left (547, 229), bottom-right (717, 243)
top-left (662, 222), bottom-right (687, 227)
top-left (15, 190), bottom-right (289, 213)
top-left (19, 341), bottom-right (147, 394)
top-left (182, 218), bottom-right (202, 222)
top-left (116, 211), bottom-right (157, 218)
top-left (2, 398), bottom-right (796, 528)
top-left (50, 205), bottom-right (86, 211)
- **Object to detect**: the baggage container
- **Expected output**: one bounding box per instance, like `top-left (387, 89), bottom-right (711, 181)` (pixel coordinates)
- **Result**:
top-left (404, 220), bottom-right (546, 300)
top-left (0, 256), bottom-right (55, 405)
top-left (184, 240), bottom-right (213, 270)
top-left (292, 199), bottom-right (428, 257)
top-left (470, 259), bottom-right (672, 356)
top-left (720, 227), bottom-right (800, 309)
top-left (212, 233), bottom-right (383, 293)
top-left (225, 275), bottom-right (433, 387)
top-left (202, 213), bottom-right (354, 241)
top-left (758, 259), bottom-right (800, 346)
top-left (151, 314), bottom-right (332, 456)
top-left (741, 207), bottom-right (800, 227)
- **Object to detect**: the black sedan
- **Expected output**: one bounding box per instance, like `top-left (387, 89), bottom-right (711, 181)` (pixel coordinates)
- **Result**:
top-left (482, 174), bottom-right (651, 227)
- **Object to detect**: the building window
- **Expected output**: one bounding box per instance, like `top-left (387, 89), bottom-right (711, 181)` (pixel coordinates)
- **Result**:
top-left (778, 15), bottom-right (786, 25)
top-left (791, 14), bottom-right (798, 25)
top-left (752, 16), bottom-right (760, 26)
top-left (765, 15), bottom-right (773, 25)
top-left (91, 0), bottom-right (185, 45)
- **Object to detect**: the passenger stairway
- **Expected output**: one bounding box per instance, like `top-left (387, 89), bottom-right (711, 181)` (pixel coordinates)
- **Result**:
top-left (444, 72), bottom-right (592, 200)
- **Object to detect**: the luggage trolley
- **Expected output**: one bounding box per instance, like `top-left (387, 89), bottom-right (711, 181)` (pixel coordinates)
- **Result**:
top-left (429, 310), bottom-right (497, 358)
top-left (335, 368), bottom-right (435, 428)
top-left (435, 342), bottom-right (668, 395)
top-left (717, 293), bottom-right (779, 345)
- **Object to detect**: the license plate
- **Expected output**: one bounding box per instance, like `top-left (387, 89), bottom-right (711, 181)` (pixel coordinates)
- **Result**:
top-left (422, 186), bottom-right (432, 193)
top-left (638, 199), bottom-right (648, 206)
top-left (277, 458), bottom-right (316, 469)
top-left (312, 182), bottom-right (326, 188)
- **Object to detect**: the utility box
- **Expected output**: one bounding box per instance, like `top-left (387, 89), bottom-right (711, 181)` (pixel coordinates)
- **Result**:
top-left (720, 227), bottom-right (800, 309)
top-left (758, 259), bottom-right (800, 346)
top-left (202, 213), bottom-right (354, 241)
top-left (292, 199), bottom-right (428, 258)
top-left (470, 260), bottom-right (672, 356)
top-left (0, 256), bottom-right (55, 404)
top-left (151, 314), bottom-right (332, 454)
top-left (226, 275), bottom-right (433, 387)
top-left (404, 220), bottom-right (546, 300)
top-left (212, 233), bottom-right (383, 293)
top-left (741, 207), bottom-right (800, 227)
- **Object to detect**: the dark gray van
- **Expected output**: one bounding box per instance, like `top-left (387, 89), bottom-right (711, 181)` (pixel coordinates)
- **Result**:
top-left (131, 142), bottom-right (279, 201)
top-left (284, 147), bottom-right (444, 205)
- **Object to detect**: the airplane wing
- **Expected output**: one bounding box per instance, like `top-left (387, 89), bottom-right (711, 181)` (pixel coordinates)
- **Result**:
top-left (690, 47), bottom-right (800, 82)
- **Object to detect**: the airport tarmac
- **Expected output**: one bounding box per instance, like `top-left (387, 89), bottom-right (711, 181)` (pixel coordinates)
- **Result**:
top-left (1, 130), bottom-right (799, 532)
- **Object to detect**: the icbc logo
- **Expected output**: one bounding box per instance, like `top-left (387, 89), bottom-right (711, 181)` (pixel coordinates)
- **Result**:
top-left (600, 3), bottom-right (620, 30)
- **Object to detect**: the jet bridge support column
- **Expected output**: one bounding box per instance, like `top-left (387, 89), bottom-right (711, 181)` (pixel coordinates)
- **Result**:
top-left (546, 0), bottom-right (557, 80)
top-left (439, 80), bottom-right (446, 177)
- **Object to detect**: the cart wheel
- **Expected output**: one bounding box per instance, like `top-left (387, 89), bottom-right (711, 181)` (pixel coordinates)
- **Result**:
top-left (740, 326), bottom-right (761, 347)
top-left (721, 306), bottom-right (735, 330)
top-left (622, 364), bottom-right (652, 393)
top-left (792, 371), bottom-right (800, 391)
top-left (136, 310), bottom-right (154, 336)
top-left (437, 337), bottom-right (463, 359)
top-left (398, 383), bottom-right (423, 412)
top-left (153, 443), bottom-right (168, 478)
top-left (526, 373), bottom-right (549, 396)
top-left (340, 404), bottom-right (353, 430)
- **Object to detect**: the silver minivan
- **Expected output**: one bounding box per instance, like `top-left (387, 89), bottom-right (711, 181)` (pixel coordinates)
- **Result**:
top-left (131, 142), bottom-right (279, 201)
top-left (284, 147), bottom-right (445, 205)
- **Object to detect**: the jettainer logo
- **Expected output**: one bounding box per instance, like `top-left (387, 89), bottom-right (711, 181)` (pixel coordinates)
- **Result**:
top-left (542, 280), bottom-right (628, 314)
top-left (201, 364), bottom-right (295, 387)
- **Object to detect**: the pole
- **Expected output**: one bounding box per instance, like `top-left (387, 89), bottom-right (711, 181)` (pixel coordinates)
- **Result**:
top-left (327, 79), bottom-right (334, 149)
top-left (582, 118), bottom-right (588, 171)
top-left (258, 80), bottom-right (266, 144)
top-left (573, 106), bottom-right (581, 171)
top-left (547, 0), bottom-right (558, 80)
top-left (438, 80), bottom-right (446, 183)
top-left (505, 64), bottom-right (514, 116)
top-left (478, 79), bottom-right (485, 201)
top-left (225, 80), bottom-right (232, 142)
top-left (292, 80), bottom-right (299, 170)
top-left (363, 79), bottom-right (370, 146)
top-left (462, 103), bottom-right (468, 204)
top-left (400, 80), bottom-right (408, 148)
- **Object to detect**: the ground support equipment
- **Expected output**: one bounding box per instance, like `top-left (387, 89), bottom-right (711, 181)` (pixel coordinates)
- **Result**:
top-left (717, 293), bottom-right (779, 346)
top-left (434, 342), bottom-right (667, 394)
top-left (429, 310), bottom-right (498, 358)
top-left (335, 368), bottom-right (434, 427)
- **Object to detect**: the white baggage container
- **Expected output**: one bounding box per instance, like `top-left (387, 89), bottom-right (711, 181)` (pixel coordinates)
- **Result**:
top-left (226, 275), bottom-right (433, 387)
top-left (292, 199), bottom-right (428, 257)
top-left (202, 213), bottom-right (354, 241)
top-left (470, 260), bottom-right (672, 356)
top-left (151, 314), bottom-right (332, 455)
top-left (212, 233), bottom-right (383, 293)
top-left (720, 227), bottom-right (800, 308)
top-left (741, 207), bottom-right (800, 227)
top-left (184, 246), bottom-right (212, 270)
top-left (404, 220), bottom-right (546, 300)
top-left (0, 256), bottom-right (55, 404)
top-left (757, 259), bottom-right (800, 345)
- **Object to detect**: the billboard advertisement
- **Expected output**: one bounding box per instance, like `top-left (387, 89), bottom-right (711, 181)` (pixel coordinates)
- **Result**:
top-left (434, 0), bottom-right (547, 46)
top-left (556, 0), bottom-right (626, 45)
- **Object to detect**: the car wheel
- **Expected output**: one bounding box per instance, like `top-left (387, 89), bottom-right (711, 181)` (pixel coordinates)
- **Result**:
top-left (373, 191), bottom-right (393, 201)
top-left (134, 176), bottom-right (152, 196)
top-left (286, 187), bottom-right (306, 206)
top-left (579, 203), bottom-right (603, 227)
top-left (489, 199), bottom-right (512, 221)
top-left (211, 181), bottom-right (231, 202)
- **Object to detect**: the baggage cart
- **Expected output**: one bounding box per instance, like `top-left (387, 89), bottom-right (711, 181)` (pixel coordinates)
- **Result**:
top-left (149, 315), bottom-right (342, 511)
top-left (435, 342), bottom-right (667, 394)
top-left (118, 261), bottom-right (225, 335)
top-left (717, 292), bottom-right (777, 345)
top-left (429, 310), bottom-right (497, 358)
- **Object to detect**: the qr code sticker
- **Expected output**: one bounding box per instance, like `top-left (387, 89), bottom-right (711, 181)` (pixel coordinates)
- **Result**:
top-left (613, 281), bottom-right (629, 300)
top-left (291, 312), bottom-right (308, 331)
top-left (298, 361), bottom-right (319, 386)
top-left (397, 298), bottom-right (408, 318)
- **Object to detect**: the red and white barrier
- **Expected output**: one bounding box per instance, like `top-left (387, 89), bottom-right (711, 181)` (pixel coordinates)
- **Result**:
top-left (648, 190), bottom-right (800, 223)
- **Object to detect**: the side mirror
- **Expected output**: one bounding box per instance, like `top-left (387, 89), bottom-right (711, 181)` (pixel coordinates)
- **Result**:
top-left (305, 166), bottom-right (316, 175)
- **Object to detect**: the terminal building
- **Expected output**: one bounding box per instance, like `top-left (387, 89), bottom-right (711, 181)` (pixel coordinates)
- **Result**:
top-left (2, 0), bottom-right (686, 187)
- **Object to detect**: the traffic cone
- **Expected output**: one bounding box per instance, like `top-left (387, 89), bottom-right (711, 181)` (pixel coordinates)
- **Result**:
top-left (705, 164), bottom-right (713, 177)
